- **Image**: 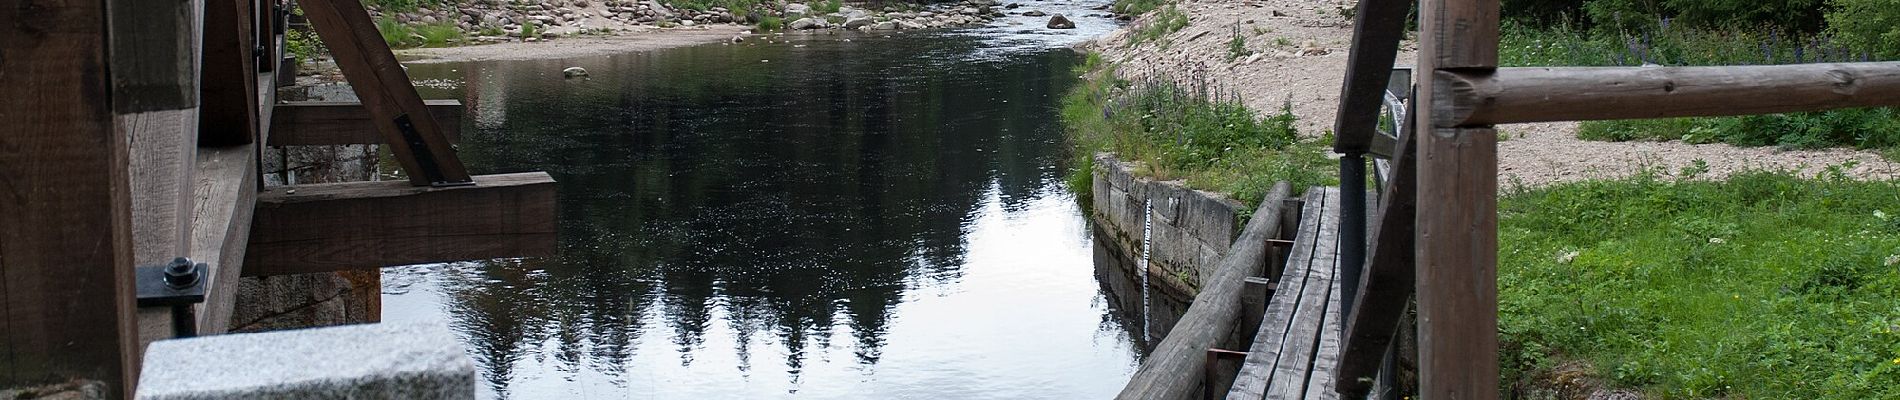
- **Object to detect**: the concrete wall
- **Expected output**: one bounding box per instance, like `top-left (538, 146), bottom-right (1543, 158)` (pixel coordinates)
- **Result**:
top-left (1089, 153), bottom-right (1245, 298)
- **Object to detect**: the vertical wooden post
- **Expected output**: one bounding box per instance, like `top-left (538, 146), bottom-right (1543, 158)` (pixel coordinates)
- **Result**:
top-left (201, 0), bottom-right (262, 146)
top-left (1415, 0), bottom-right (1500, 398)
top-left (0, 0), bottom-right (142, 395)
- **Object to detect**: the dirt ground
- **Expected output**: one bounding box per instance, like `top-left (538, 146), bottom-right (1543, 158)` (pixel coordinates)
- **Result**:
top-left (395, 25), bottom-right (748, 63)
top-left (1080, 0), bottom-right (1899, 186)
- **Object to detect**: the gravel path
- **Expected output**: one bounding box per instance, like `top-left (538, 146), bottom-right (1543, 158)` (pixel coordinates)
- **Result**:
top-left (1082, 0), bottom-right (1899, 186)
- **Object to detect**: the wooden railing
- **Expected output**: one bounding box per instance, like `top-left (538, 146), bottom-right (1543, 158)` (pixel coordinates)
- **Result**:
top-left (1323, 1), bottom-right (1900, 399)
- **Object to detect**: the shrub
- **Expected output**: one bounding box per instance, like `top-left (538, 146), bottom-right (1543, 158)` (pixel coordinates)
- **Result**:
top-left (414, 23), bottom-right (464, 47)
top-left (1130, 5), bottom-right (1188, 45)
top-left (1827, 0), bottom-right (1900, 58)
top-left (756, 15), bottom-right (782, 31)
top-left (285, 28), bottom-right (326, 63)
top-left (1061, 54), bottom-right (1334, 206)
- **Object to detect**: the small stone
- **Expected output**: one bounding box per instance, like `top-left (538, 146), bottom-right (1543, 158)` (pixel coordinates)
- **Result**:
top-left (1021, 9), bottom-right (1045, 16)
top-left (562, 66), bottom-right (588, 78)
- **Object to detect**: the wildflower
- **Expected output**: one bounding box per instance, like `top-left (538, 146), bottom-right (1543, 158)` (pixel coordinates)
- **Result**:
top-left (1877, 210), bottom-right (1890, 221)
top-left (1709, 237), bottom-right (1726, 244)
top-left (1557, 250), bottom-right (1580, 264)
top-left (1892, 357), bottom-right (1899, 365)
top-left (1887, 254), bottom-right (1900, 267)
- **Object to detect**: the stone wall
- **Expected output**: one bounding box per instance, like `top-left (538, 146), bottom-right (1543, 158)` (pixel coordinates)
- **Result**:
top-left (1089, 153), bottom-right (1245, 298)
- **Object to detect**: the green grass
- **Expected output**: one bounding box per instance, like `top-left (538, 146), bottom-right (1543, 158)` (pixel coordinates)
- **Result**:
top-left (414, 23), bottom-right (464, 47)
top-left (813, 0), bottom-right (842, 14)
top-left (375, 17), bottom-right (419, 48)
top-left (520, 21), bottom-right (540, 39)
top-left (1499, 22), bottom-right (1900, 159)
top-left (1130, 5), bottom-right (1188, 45)
top-left (1111, 0), bottom-right (1166, 16)
top-left (1499, 169), bottom-right (1900, 399)
top-left (1061, 52), bottom-right (1334, 207)
top-left (756, 15), bottom-right (783, 31)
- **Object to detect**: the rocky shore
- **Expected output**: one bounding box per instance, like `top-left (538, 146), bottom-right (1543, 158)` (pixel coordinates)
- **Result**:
top-left (369, 0), bottom-right (1108, 46)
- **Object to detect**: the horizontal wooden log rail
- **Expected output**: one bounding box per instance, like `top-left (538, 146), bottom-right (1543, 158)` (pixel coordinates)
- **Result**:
top-left (244, 172), bottom-right (558, 276)
top-left (1437, 62), bottom-right (1900, 127)
top-left (268, 100), bottom-right (463, 146)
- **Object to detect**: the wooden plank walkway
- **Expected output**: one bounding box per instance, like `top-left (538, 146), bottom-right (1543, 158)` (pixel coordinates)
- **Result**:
top-left (1228, 187), bottom-right (1344, 400)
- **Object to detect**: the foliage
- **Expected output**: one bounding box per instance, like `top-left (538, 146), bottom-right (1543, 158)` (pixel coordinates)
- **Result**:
top-left (520, 20), bottom-right (540, 39)
top-left (1499, 169), bottom-right (1900, 399)
top-left (1501, 0), bottom-right (1826, 33)
top-left (756, 15), bottom-right (783, 31)
top-left (1130, 5), bottom-right (1188, 45)
top-left (370, 0), bottom-right (444, 12)
top-left (1111, 0), bottom-right (1166, 17)
top-left (1576, 108), bottom-right (1900, 152)
top-left (1061, 53), bottom-right (1334, 207)
top-left (414, 23), bottom-right (465, 47)
top-left (375, 17), bottom-right (419, 48)
top-left (1828, 0), bottom-right (1900, 59)
top-left (285, 28), bottom-right (326, 63)
top-left (1225, 25), bottom-right (1252, 62)
top-left (814, 0), bottom-right (843, 14)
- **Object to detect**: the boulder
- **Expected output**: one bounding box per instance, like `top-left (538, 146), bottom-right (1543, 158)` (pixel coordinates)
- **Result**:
top-left (1022, 9), bottom-right (1045, 16)
top-left (872, 20), bottom-right (897, 30)
top-left (897, 20), bottom-right (926, 29)
top-left (844, 17), bottom-right (876, 29)
top-left (789, 17), bottom-right (822, 29)
top-left (1046, 13), bottom-right (1074, 29)
top-left (785, 3), bottom-right (811, 15)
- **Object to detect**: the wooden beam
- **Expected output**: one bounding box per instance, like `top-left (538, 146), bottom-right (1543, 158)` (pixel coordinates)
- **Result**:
top-left (0, 0), bottom-right (141, 394)
top-left (200, 0), bottom-right (260, 146)
top-left (1435, 62), bottom-right (1900, 126)
top-left (1117, 183), bottom-right (1292, 400)
top-left (268, 100), bottom-right (464, 146)
top-left (300, 0), bottom-right (472, 186)
top-left (1336, 121), bottom-right (1418, 397)
top-left (244, 172), bottom-right (558, 276)
top-left (107, 0), bottom-right (200, 113)
top-left (1415, 0), bottom-right (1500, 398)
top-left (1331, 0), bottom-right (1413, 153)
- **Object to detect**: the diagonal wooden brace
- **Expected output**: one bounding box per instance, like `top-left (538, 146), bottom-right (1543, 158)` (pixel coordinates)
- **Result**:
top-left (298, 0), bottom-right (472, 186)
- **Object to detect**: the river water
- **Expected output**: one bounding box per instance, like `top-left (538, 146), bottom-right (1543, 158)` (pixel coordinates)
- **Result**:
top-left (382, 6), bottom-right (1175, 398)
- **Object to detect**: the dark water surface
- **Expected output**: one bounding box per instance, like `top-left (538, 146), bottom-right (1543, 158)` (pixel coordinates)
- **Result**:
top-left (384, 14), bottom-right (1160, 399)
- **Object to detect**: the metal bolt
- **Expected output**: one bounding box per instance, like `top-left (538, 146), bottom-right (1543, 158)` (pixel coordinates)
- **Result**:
top-left (164, 257), bottom-right (200, 289)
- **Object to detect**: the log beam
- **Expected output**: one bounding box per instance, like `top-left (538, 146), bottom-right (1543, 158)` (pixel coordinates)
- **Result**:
top-left (1436, 62), bottom-right (1900, 127)
top-left (268, 100), bottom-right (464, 146)
top-left (244, 172), bottom-right (558, 276)
top-left (1416, 0), bottom-right (1500, 398)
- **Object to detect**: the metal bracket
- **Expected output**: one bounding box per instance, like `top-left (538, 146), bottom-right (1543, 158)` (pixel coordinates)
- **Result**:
top-left (393, 113), bottom-right (475, 187)
top-left (137, 257), bottom-right (209, 338)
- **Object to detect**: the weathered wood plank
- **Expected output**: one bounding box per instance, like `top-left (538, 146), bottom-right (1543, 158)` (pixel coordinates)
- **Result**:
top-left (1265, 188), bottom-right (1340, 400)
top-left (188, 143), bottom-right (261, 335)
top-left (1336, 124), bottom-right (1419, 397)
top-left (1116, 182), bottom-right (1293, 400)
top-left (300, 0), bottom-right (472, 186)
top-left (124, 109), bottom-right (202, 355)
top-left (0, 0), bottom-right (141, 393)
top-left (1332, 0), bottom-right (1412, 153)
top-left (1304, 195), bottom-right (1354, 400)
top-left (244, 172), bottom-right (558, 276)
top-left (268, 100), bottom-right (464, 146)
top-left (1435, 63), bottom-right (1900, 127)
top-left (1227, 188), bottom-right (1326, 400)
top-left (200, 0), bottom-right (260, 146)
top-left (107, 0), bottom-right (200, 113)
top-left (1416, 0), bottom-right (1501, 397)
top-left (1422, 0), bottom-right (1498, 70)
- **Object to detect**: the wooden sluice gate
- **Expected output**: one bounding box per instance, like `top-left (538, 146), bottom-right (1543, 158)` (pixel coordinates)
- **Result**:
top-left (0, 0), bottom-right (556, 397)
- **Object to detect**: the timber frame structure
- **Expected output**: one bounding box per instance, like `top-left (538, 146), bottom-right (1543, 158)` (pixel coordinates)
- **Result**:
top-left (1326, 0), bottom-right (1900, 399)
top-left (1, 0), bottom-right (556, 397)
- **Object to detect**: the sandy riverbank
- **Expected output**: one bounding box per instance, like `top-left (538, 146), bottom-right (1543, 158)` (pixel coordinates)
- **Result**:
top-left (395, 25), bottom-right (749, 63)
top-left (1081, 0), bottom-right (1898, 185)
